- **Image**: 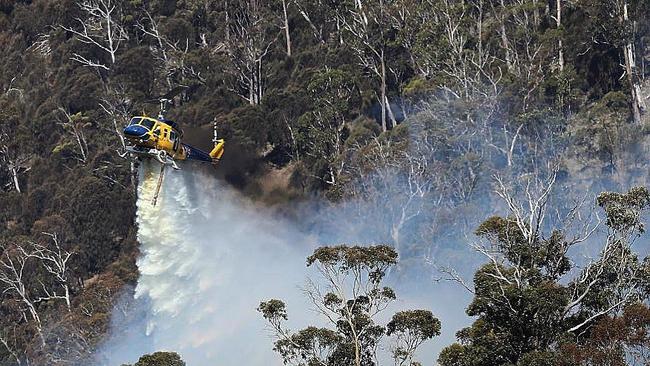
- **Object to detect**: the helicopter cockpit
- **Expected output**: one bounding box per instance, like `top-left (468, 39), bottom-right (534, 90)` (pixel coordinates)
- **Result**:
top-left (124, 117), bottom-right (154, 139)
top-left (127, 117), bottom-right (155, 130)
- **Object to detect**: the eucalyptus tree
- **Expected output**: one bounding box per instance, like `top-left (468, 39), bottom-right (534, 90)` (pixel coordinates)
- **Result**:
top-left (259, 245), bottom-right (440, 366)
top-left (438, 178), bottom-right (650, 366)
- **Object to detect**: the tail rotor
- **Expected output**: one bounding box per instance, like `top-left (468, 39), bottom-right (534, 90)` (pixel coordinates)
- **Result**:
top-left (209, 119), bottom-right (225, 163)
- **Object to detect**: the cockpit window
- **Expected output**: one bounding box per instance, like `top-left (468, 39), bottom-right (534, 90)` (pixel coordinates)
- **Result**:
top-left (141, 119), bottom-right (155, 130)
top-left (129, 117), bottom-right (142, 126)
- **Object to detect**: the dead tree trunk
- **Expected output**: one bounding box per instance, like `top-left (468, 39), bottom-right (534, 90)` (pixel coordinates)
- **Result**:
top-left (380, 50), bottom-right (387, 131)
top-left (225, 0), bottom-right (274, 105)
top-left (10, 165), bottom-right (20, 193)
top-left (61, 0), bottom-right (128, 71)
top-left (498, 0), bottom-right (513, 72)
top-left (282, 0), bottom-right (291, 56)
top-left (31, 233), bottom-right (74, 312)
top-left (556, 0), bottom-right (564, 72)
top-left (622, 1), bottom-right (645, 123)
top-left (0, 134), bottom-right (31, 193)
top-left (0, 247), bottom-right (44, 343)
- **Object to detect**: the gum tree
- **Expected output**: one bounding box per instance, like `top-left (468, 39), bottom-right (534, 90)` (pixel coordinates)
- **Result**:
top-left (259, 245), bottom-right (440, 366)
top-left (438, 184), bottom-right (650, 366)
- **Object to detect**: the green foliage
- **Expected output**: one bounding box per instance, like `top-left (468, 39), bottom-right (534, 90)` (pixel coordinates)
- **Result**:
top-left (402, 77), bottom-right (433, 98)
top-left (122, 351), bottom-right (186, 366)
top-left (387, 310), bottom-right (441, 365)
top-left (260, 245), bottom-right (439, 366)
top-left (439, 187), bottom-right (650, 366)
top-left (307, 69), bottom-right (358, 116)
top-left (257, 298), bottom-right (287, 322)
top-left (569, 91), bottom-right (638, 169)
top-left (222, 105), bottom-right (269, 151)
top-left (557, 302), bottom-right (650, 366)
top-left (112, 46), bottom-right (156, 99)
top-left (306, 245), bottom-right (398, 272)
top-left (597, 186), bottom-right (650, 233)
top-left (274, 326), bottom-right (345, 366)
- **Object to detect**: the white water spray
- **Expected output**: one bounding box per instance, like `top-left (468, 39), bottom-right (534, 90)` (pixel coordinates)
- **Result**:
top-left (98, 162), bottom-right (313, 365)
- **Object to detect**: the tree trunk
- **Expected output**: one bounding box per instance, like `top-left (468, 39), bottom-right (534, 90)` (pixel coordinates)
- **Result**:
top-left (130, 160), bottom-right (137, 193)
top-left (64, 284), bottom-right (71, 311)
top-left (106, 12), bottom-right (115, 64)
top-left (385, 95), bottom-right (397, 127)
top-left (499, 0), bottom-right (512, 72)
top-left (336, 16), bottom-right (343, 45)
top-left (249, 69), bottom-right (255, 105)
top-left (501, 25), bottom-right (512, 72)
top-left (350, 322), bottom-right (361, 366)
top-left (22, 298), bottom-right (42, 337)
top-left (10, 165), bottom-right (20, 193)
top-left (225, 0), bottom-right (230, 42)
top-left (391, 225), bottom-right (401, 255)
top-left (380, 50), bottom-right (387, 132)
top-left (257, 58), bottom-right (263, 104)
top-left (625, 44), bottom-right (643, 123)
top-left (282, 0), bottom-right (291, 56)
top-left (622, 2), bottom-right (644, 123)
top-left (74, 128), bottom-right (87, 162)
top-left (556, 0), bottom-right (564, 72)
top-left (477, 0), bottom-right (484, 64)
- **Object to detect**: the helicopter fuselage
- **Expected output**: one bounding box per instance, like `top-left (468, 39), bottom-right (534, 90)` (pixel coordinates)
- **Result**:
top-left (123, 116), bottom-right (224, 168)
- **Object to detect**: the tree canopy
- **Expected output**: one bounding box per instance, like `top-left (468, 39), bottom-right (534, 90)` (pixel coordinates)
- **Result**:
top-left (439, 186), bottom-right (650, 366)
top-left (259, 245), bottom-right (440, 366)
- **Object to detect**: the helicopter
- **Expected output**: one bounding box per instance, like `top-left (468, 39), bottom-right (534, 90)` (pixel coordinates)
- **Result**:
top-left (123, 99), bottom-right (225, 169)
top-left (123, 96), bottom-right (225, 205)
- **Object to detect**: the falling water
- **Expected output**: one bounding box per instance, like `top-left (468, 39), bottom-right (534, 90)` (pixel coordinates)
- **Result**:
top-left (97, 161), bottom-right (313, 365)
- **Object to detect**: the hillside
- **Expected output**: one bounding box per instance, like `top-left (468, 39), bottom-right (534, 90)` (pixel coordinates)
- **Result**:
top-left (0, 0), bottom-right (649, 365)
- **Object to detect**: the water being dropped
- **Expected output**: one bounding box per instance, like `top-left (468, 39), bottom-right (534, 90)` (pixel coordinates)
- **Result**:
top-left (98, 161), bottom-right (312, 365)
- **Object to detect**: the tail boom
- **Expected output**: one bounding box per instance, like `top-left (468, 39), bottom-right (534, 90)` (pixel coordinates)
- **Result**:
top-left (182, 139), bottom-right (225, 165)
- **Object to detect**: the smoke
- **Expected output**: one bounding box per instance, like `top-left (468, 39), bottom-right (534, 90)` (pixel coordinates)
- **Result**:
top-left (96, 161), bottom-right (316, 365)
top-left (94, 100), bottom-right (650, 365)
top-left (95, 155), bottom-right (475, 365)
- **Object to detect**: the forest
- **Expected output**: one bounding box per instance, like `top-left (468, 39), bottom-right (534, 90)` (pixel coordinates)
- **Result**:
top-left (0, 0), bottom-right (649, 365)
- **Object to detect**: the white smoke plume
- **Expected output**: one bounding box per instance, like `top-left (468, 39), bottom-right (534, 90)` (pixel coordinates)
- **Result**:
top-left (95, 159), bottom-right (468, 365)
top-left (94, 127), bottom-right (650, 366)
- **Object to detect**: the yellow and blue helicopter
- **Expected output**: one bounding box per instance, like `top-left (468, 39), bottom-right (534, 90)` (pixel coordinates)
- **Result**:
top-left (123, 98), bottom-right (225, 204)
top-left (123, 101), bottom-right (224, 169)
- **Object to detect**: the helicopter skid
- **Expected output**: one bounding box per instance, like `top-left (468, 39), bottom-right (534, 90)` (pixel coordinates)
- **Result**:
top-left (126, 146), bottom-right (180, 170)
